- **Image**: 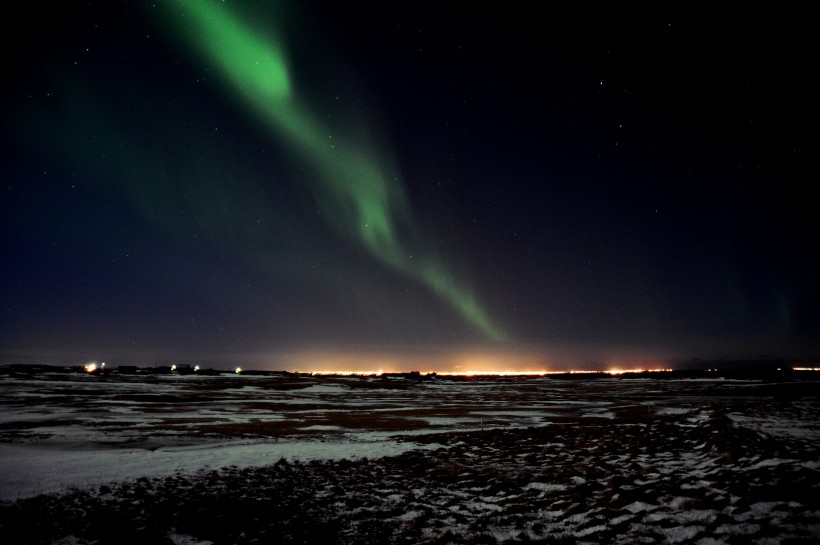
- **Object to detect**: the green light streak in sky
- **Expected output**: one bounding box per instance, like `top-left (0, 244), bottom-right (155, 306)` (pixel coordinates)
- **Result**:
top-left (169, 0), bottom-right (506, 341)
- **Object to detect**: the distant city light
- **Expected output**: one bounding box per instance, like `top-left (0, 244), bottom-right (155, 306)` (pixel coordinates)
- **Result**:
top-left (307, 369), bottom-right (675, 377)
top-left (83, 363), bottom-right (98, 373)
top-left (607, 368), bottom-right (673, 375)
top-left (194, 365), bottom-right (200, 372)
top-left (235, 367), bottom-right (242, 374)
top-left (438, 370), bottom-right (554, 377)
top-left (311, 370), bottom-right (384, 376)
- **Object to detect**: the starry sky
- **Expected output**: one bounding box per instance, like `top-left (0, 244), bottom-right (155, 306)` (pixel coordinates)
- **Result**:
top-left (2, 2), bottom-right (818, 371)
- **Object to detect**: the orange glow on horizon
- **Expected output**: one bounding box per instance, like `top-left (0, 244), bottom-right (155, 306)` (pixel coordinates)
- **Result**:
top-left (607, 368), bottom-right (673, 375)
top-left (265, 346), bottom-right (676, 376)
top-left (307, 368), bottom-right (674, 377)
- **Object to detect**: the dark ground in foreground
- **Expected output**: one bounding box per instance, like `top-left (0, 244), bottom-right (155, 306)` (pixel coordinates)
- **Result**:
top-left (2, 393), bottom-right (819, 545)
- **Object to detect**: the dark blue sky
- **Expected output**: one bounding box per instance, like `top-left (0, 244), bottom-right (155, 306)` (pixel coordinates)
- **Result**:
top-left (2, 2), bottom-right (817, 371)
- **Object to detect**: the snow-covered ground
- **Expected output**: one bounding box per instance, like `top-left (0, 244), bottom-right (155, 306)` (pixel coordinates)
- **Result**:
top-left (0, 373), bottom-right (630, 501)
top-left (1, 372), bottom-right (819, 544)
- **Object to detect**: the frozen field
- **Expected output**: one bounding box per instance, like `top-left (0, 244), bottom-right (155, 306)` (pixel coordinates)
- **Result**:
top-left (1, 371), bottom-right (819, 544)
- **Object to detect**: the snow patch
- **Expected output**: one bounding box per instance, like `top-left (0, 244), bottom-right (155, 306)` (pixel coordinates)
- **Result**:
top-left (525, 482), bottom-right (567, 493)
top-left (624, 501), bottom-right (658, 513)
top-left (168, 532), bottom-right (215, 545)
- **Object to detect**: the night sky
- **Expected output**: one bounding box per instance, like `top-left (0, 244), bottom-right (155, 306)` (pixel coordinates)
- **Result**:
top-left (3, 2), bottom-right (818, 372)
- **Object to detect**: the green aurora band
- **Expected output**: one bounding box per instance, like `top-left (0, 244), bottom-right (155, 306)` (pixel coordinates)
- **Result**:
top-left (166, 0), bottom-right (507, 341)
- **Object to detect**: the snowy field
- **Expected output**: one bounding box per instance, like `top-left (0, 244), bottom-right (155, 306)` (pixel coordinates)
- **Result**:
top-left (1, 371), bottom-right (819, 544)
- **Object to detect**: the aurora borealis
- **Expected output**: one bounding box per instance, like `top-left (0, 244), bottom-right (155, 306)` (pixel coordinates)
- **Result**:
top-left (163, 0), bottom-right (505, 341)
top-left (2, 2), bottom-right (818, 371)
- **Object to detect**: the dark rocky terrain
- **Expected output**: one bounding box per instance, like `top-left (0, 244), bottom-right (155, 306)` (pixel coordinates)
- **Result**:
top-left (1, 371), bottom-right (818, 544)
